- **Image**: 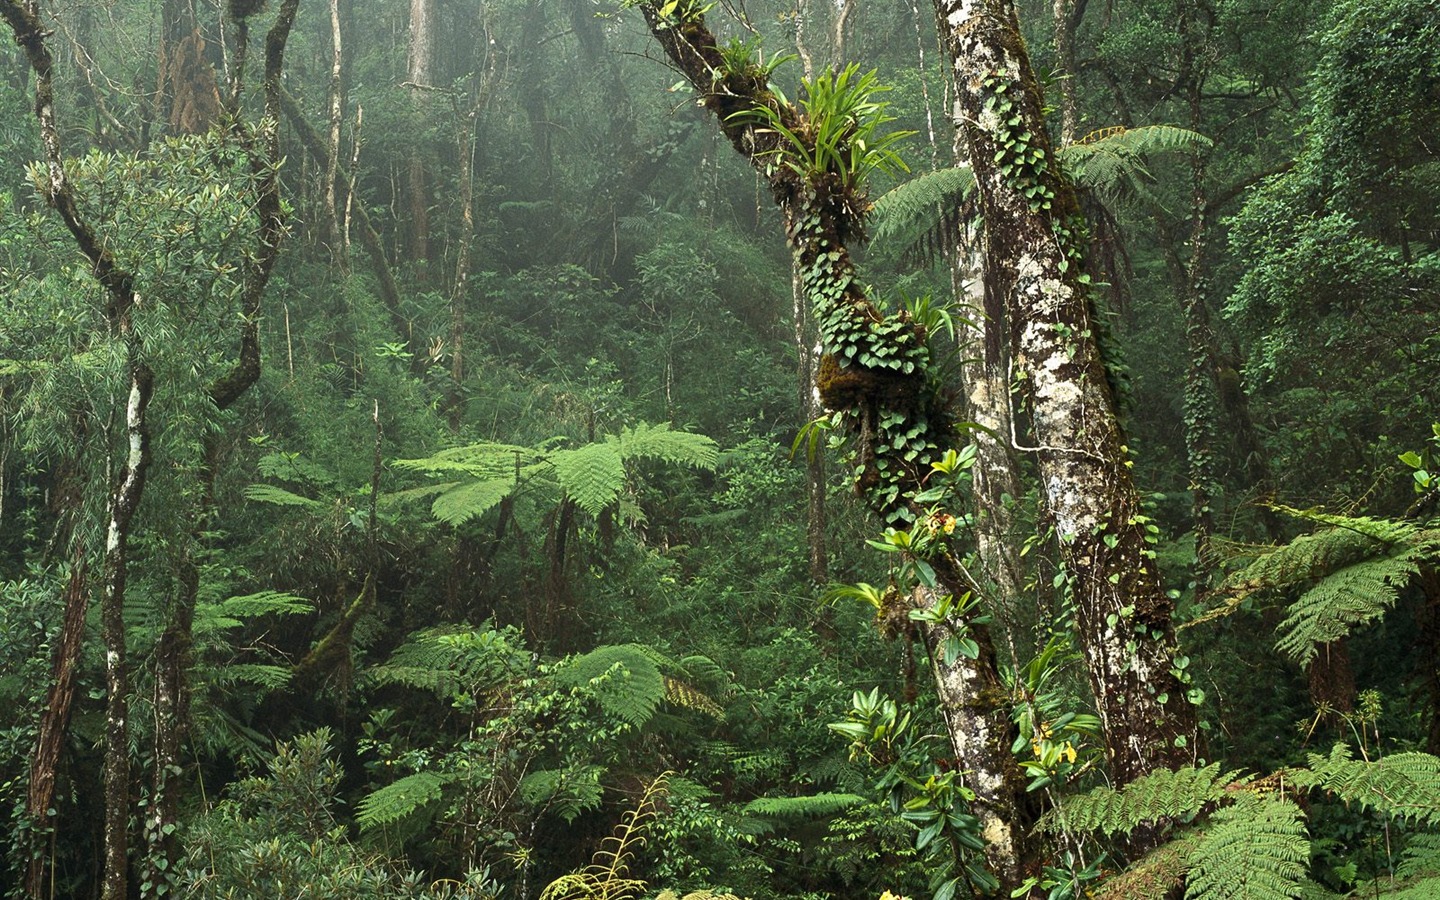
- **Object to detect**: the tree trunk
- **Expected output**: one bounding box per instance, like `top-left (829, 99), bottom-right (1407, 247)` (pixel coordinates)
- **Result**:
top-left (636, 5), bottom-right (1034, 888)
top-left (24, 549), bottom-right (89, 900)
top-left (934, 0), bottom-right (1198, 787)
top-left (406, 0), bottom-right (434, 264)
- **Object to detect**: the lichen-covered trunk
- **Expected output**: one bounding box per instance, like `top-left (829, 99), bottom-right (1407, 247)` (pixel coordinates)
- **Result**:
top-left (935, 0), bottom-right (1197, 786)
top-left (637, 5), bottom-right (1034, 888)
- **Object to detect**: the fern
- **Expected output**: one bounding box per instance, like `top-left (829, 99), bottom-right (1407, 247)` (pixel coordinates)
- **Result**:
top-left (1064, 125), bottom-right (1213, 208)
top-left (193, 590), bottom-right (312, 636)
top-left (1095, 832), bottom-right (1203, 900)
top-left (554, 644), bottom-right (667, 728)
top-left (1273, 553), bottom-right (1419, 666)
top-left (1397, 832), bottom-right (1440, 880)
top-left (539, 773), bottom-right (670, 900)
top-left (652, 893), bottom-right (749, 900)
top-left (1291, 745), bottom-right (1440, 826)
top-left (616, 422), bottom-right (719, 470)
top-left (362, 625), bottom-right (527, 696)
top-left (356, 771), bottom-right (453, 830)
top-left (243, 483), bottom-right (325, 508)
top-left (869, 165), bottom-right (976, 265)
top-left (741, 793), bottom-right (867, 819)
top-left (1042, 763), bottom-right (1233, 836)
top-left (1183, 797), bottom-right (1308, 900)
top-left (551, 443), bottom-right (628, 517)
top-left (429, 475), bottom-right (515, 525)
top-left (521, 765), bottom-right (606, 823)
top-left (1216, 510), bottom-right (1439, 667)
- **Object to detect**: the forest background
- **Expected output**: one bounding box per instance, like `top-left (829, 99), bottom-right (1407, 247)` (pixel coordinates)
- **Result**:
top-left (0, 0), bottom-right (1437, 897)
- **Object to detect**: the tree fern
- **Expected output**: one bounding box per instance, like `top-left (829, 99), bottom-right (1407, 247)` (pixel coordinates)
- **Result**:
top-left (551, 442), bottom-right (628, 517)
top-left (242, 482), bottom-right (326, 508)
top-left (1041, 763), bottom-right (1234, 836)
top-left (741, 793), bottom-right (867, 819)
top-left (1064, 125), bottom-right (1213, 208)
top-left (553, 644), bottom-right (667, 727)
top-left (1397, 832), bottom-right (1440, 880)
top-left (539, 773), bottom-right (670, 900)
top-left (869, 165), bottom-right (976, 265)
top-left (428, 475), bottom-right (515, 525)
top-left (1095, 834), bottom-right (1203, 900)
top-left (356, 771), bottom-right (453, 831)
top-left (616, 422), bottom-right (719, 470)
top-left (520, 765), bottom-right (607, 823)
top-left (1183, 797), bottom-right (1308, 900)
top-left (1216, 510), bottom-right (1439, 668)
top-left (362, 625), bottom-right (527, 696)
top-left (1291, 745), bottom-right (1440, 826)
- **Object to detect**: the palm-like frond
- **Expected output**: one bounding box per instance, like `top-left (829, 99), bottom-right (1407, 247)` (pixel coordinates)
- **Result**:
top-left (539, 773), bottom-right (671, 900)
top-left (1064, 125), bottom-right (1212, 207)
top-left (1183, 797), bottom-right (1309, 900)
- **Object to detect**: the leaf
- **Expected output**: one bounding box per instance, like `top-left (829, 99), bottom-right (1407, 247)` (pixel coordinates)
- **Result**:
top-left (242, 483), bottom-right (324, 509)
top-left (550, 443), bottom-right (626, 516)
top-left (356, 771), bottom-right (453, 830)
top-left (430, 476), bottom-right (515, 525)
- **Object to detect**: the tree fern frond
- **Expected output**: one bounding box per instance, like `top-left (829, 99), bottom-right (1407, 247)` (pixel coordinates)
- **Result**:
top-left (616, 422), bottom-right (719, 470)
top-left (1397, 832), bottom-right (1440, 880)
top-left (869, 165), bottom-right (976, 265)
top-left (203, 663), bottom-right (292, 690)
top-left (554, 645), bottom-right (667, 727)
top-left (394, 441), bottom-right (538, 479)
top-left (256, 451), bottom-right (339, 488)
top-left (212, 590), bottom-right (313, 618)
top-left (430, 476), bottom-right (515, 525)
top-left (1293, 745), bottom-right (1440, 825)
top-left (1042, 763), bottom-right (1231, 836)
top-left (520, 765), bottom-right (606, 823)
top-left (243, 483), bottom-right (325, 508)
top-left (1061, 125), bottom-right (1212, 208)
top-left (1095, 831), bottom-right (1202, 899)
top-left (1274, 553), bottom-right (1419, 666)
top-left (1183, 797), bottom-right (1308, 900)
top-left (1273, 507), bottom-right (1422, 543)
top-left (550, 443), bottom-right (626, 517)
top-left (356, 771), bottom-right (453, 830)
top-left (362, 625), bottom-right (528, 696)
top-left (663, 677), bottom-right (724, 717)
top-left (741, 793), bottom-right (866, 819)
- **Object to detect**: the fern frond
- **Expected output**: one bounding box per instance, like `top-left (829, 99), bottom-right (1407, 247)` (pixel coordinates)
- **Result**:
top-left (393, 441), bottom-right (538, 478)
top-left (652, 892), bottom-right (750, 900)
top-left (520, 765), bottom-right (606, 823)
top-left (1061, 125), bottom-right (1212, 208)
top-left (1273, 553), bottom-right (1419, 666)
top-left (430, 476), bottom-right (515, 525)
top-left (663, 677), bottom-right (724, 717)
top-left (1095, 831), bottom-right (1202, 900)
top-left (1183, 797), bottom-right (1308, 900)
top-left (362, 625), bottom-right (528, 696)
top-left (212, 590), bottom-right (313, 618)
top-left (1292, 745), bottom-right (1440, 825)
top-left (243, 483), bottom-right (325, 508)
top-left (550, 443), bottom-right (626, 517)
top-left (616, 422), bottom-right (719, 470)
top-left (1397, 832), bottom-right (1440, 880)
top-left (1042, 763), bottom-right (1231, 836)
top-left (256, 451), bottom-right (339, 488)
top-left (204, 663), bottom-right (292, 690)
top-left (741, 793), bottom-right (867, 819)
top-left (554, 644), bottom-right (667, 727)
top-left (356, 771), bottom-right (453, 830)
top-left (870, 165), bottom-right (976, 264)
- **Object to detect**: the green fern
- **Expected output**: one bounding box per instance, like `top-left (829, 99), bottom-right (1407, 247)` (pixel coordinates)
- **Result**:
top-left (1274, 553), bottom-right (1420, 666)
top-left (1397, 832), bottom-right (1440, 880)
top-left (242, 483), bottom-right (326, 508)
top-left (553, 644), bottom-right (667, 728)
top-left (869, 165), bottom-right (976, 265)
top-left (1094, 833), bottom-right (1203, 900)
top-left (1184, 796), bottom-right (1308, 900)
top-left (1042, 763), bottom-right (1234, 836)
top-left (428, 475), bottom-right (515, 525)
top-left (741, 793), bottom-right (867, 819)
top-left (551, 442), bottom-right (628, 517)
top-left (616, 422), bottom-right (719, 470)
top-left (362, 625), bottom-right (528, 696)
top-left (652, 893), bottom-right (750, 900)
top-left (1291, 745), bottom-right (1440, 826)
top-left (356, 771), bottom-right (453, 830)
top-left (1064, 125), bottom-right (1213, 208)
top-left (520, 765), bottom-right (607, 823)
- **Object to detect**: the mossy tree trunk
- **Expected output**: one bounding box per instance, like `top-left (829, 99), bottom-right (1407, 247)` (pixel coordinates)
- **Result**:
top-left (637, 4), bottom-right (1034, 888)
top-left (934, 0), bottom-right (1199, 789)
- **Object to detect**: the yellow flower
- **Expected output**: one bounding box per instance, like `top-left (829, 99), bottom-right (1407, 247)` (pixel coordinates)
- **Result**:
top-left (879, 892), bottom-right (912, 900)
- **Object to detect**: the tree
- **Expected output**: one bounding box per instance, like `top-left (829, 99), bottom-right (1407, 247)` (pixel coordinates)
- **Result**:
top-left (932, 0), bottom-right (1199, 790)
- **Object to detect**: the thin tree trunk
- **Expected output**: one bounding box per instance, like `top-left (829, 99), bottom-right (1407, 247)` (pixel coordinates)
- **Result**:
top-left (793, 268), bottom-right (828, 584)
top-left (934, 0), bottom-right (1198, 789)
top-left (325, 0), bottom-right (346, 269)
top-left (405, 0), bottom-right (434, 263)
top-left (24, 549), bottom-right (89, 900)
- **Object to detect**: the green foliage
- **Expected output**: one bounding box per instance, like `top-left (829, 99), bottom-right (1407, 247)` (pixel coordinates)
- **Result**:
top-left (554, 644), bottom-right (668, 728)
top-left (539, 774), bottom-right (670, 900)
top-left (519, 765), bottom-right (607, 824)
top-left (1217, 508), bottom-right (1440, 667)
top-left (357, 771), bottom-right (454, 831)
top-left (394, 423), bottom-right (717, 523)
top-left (737, 64), bottom-right (913, 194)
top-left (740, 793), bottom-right (867, 822)
top-left (1290, 745), bottom-right (1440, 826)
top-left (362, 624), bottom-right (529, 696)
top-left (1183, 797), bottom-right (1309, 900)
top-left (1064, 125), bottom-right (1213, 208)
top-left (1041, 763), bottom-right (1232, 836)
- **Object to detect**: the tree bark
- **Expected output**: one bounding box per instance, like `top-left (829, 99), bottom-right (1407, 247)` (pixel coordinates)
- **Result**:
top-left (934, 0), bottom-right (1198, 788)
top-left (405, 0), bottom-right (435, 263)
